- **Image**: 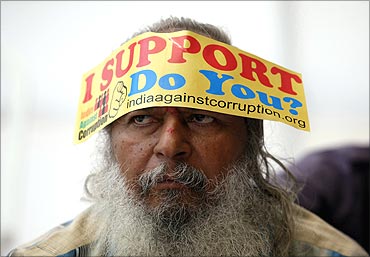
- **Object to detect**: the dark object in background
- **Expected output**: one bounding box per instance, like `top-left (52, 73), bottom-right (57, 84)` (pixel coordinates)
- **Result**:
top-left (283, 145), bottom-right (369, 252)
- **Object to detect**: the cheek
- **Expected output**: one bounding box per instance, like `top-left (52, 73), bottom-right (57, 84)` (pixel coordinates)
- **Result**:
top-left (112, 137), bottom-right (154, 181)
top-left (195, 135), bottom-right (246, 180)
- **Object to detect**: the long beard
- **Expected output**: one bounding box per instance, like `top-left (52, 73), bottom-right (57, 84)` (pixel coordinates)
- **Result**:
top-left (88, 158), bottom-right (277, 256)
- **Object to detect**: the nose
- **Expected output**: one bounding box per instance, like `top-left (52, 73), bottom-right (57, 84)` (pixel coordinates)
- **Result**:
top-left (153, 116), bottom-right (192, 161)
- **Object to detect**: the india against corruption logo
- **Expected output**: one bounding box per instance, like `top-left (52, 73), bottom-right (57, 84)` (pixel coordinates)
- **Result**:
top-left (109, 81), bottom-right (127, 118)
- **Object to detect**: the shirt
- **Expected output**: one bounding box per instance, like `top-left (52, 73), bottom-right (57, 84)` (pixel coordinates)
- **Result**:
top-left (7, 204), bottom-right (369, 257)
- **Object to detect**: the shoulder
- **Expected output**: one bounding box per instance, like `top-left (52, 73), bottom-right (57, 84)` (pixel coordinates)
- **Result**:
top-left (292, 204), bottom-right (369, 256)
top-left (7, 207), bottom-right (97, 257)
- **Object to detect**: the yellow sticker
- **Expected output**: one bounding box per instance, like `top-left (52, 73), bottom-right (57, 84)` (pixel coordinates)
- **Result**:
top-left (74, 30), bottom-right (310, 144)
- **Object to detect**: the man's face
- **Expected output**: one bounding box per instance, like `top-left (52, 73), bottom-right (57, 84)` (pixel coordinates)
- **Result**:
top-left (111, 107), bottom-right (248, 207)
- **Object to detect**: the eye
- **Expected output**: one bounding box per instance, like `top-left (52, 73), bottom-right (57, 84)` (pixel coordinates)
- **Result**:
top-left (189, 114), bottom-right (215, 124)
top-left (132, 115), bottom-right (154, 125)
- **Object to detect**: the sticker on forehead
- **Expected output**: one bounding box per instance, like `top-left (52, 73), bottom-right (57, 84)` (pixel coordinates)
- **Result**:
top-left (73, 30), bottom-right (310, 144)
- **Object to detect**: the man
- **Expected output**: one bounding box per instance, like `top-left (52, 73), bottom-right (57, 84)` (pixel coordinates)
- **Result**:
top-left (9, 17), bottom-right (368, 257)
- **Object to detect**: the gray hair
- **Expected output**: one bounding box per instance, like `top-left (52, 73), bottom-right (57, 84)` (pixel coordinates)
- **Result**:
top-left (132, 16), bottom-right (231, 45)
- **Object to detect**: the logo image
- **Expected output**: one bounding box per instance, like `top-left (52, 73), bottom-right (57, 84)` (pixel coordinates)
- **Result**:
top-left (109, 81), bottom-right (127, 118)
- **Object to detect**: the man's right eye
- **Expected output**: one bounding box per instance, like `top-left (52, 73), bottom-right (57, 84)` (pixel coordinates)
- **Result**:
top-left (132, 115), bottom-right (154, 125)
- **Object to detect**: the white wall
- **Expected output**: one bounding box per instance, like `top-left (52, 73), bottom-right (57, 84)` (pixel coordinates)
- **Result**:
top-left (1, 1), bottom-right (368, 255)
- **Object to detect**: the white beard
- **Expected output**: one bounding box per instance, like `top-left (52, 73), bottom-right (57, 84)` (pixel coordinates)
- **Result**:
top-left (87, 158), bottom-right (275, 256)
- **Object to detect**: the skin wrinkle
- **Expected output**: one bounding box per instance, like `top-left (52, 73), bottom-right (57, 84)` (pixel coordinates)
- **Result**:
top-left (165, 107), bottom-right (179, 115)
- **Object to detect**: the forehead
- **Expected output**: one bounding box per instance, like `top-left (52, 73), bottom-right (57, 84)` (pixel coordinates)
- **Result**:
top-left (125, 107), bottom-right (239, 118)
top-left (132, 107), bottom-right (205, 114)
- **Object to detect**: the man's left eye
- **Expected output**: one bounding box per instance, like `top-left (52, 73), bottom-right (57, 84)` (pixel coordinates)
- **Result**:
top-left (189, 114), bottom-right (214, 124)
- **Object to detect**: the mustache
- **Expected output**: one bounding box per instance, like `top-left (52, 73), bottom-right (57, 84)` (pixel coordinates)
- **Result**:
top-left (138, 163), bottom-right (208, 195)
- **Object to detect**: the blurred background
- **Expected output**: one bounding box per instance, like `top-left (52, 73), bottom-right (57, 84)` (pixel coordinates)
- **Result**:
top-left (1, 1), bottom-right (368, 255)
